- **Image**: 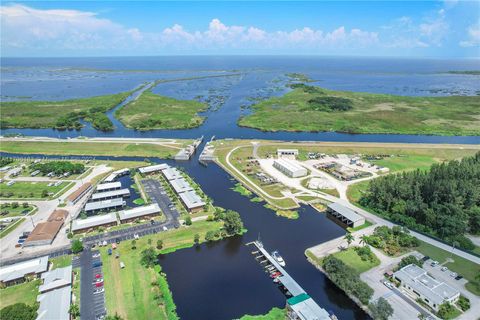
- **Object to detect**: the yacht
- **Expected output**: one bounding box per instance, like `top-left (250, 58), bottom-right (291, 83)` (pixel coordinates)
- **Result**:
top-left (271, 250), bottom-right (286, 267)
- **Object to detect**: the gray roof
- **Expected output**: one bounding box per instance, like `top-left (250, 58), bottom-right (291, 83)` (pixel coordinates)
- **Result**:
top-left (96, 181), bottom-right (121, 192)
top-left (84, 198), bottom-right (125, 212)
top-left (39, 265), bottom-right (72, 293)
top-left (138, 163), bottom-right (169, 174)
top-left (103, 168), bottom-right (129, 183)
top-left (179, 190), bottom-right (205, 209)
top-left (162, 166), bottom-right (182, 180)
top-left (394, 264), bottom-right (459, 306)
top-left (90, 188), bottom-right (130, 201)
top-left (289, 297), bottom-right (331, 320)
top-left (274, 158), bottom-right (307, 174)
top-left (170, 178), bottom-right (193, 194)
top-left (118, 204), bottom-right (161, 221)
top-left (72, 212), bottom-right (117, 231)
top-left (327, 202), bottom-right (364, 223)
top-left (36, 286), bottom-right (71, 320)
top-left (0, 256), bottom-right (49, 283)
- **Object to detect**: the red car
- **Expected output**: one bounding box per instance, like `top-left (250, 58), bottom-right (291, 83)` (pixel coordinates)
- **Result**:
top-left (95, 282), bottom-right (103, 288)
top-left (270, 272), bottom-right (281, 279)
top-left (95, 274), bottom-right (102, 279)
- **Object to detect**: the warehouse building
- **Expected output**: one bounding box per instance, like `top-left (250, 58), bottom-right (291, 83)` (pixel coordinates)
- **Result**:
top-left (84, 198), bottom-right (125, 213)
top-left (273, 158), bottom-right (308, 178)
top-left (36, 285), bottom-right (71, 320)
top-left (162, 166), bottom-right (182, 181)
top-left (326, 202), bottom-right (365, 228)
top-left (0, 256), bottom-right (49, 287)
top-left (179, 190), bottom-right (206, 213)
top-left (393, 264), bottom-right (460, 311)
top-left (39, 266), bottom-right (72, 293)
top-left (118, 204), bottom-right (161, 223)
top-left (71, 212), bottom-right (118, 233)
top-left (96, 181), bottom-right (122, 193)
top-left (138, 163), bottom-right (169, 175)
top-left (67, 183), bottom-right (92, 205)
top-left (90, 188), bottom-right (131, 202)
top-left (170, 178), bottom-right (194, 194)
top-left (24, 209), bottom-right (68, 247)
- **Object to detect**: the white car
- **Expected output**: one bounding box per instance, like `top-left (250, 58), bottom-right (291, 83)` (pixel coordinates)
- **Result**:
top-left (431, 261), bottom-right (439, 267)
top-left (383, 281), bottom-right (394, 289)
top-left (441, 266), bottom-right (448, 272)
top-left (93, 288), bottom-right (104, 294)
top-left (163, 226), bottom-right (168, 231)
top-left (450, 272), bottom-right (458, 278)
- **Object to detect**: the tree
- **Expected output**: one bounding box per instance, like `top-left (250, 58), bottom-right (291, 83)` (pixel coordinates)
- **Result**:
top-left (131, 240), bottom-right (137, 250)
top-left (140, 247), bottom-right (157, 268)
top-left (360, 235), bottom-right (369, 246)
top-left (156, 240), bottom-right (163, 250)
top-left (0, 303), bottom-right (37, 320)
top-left (194, 233), bottom-right (200, 245)
top-left (11, 202), bottom-right (19, 209)
top-left (457, 296), bottom-right (470, 312)
top-left (437, 303), bottom-right (458, 320)
top-left (344, 232), bottom-right (354, 247)
top-left (369, 297), bottom-right (393, 320)
top-left (205, 231), bottom-right (216, 242)
top-left (223, 210), bottom-right (244, 235)
top-left (41, 189), bottom-right (49, 198)
top-left (71, 239), bottom-right (83, 254)
top-left (22, 202), bottom-right (29, 208)
top-left (185, 216), bottom-right (192, 226)
top-left (106, 313), bottom-right (124, 320)
top-left (397, 255), bottom-right (423, 270)
top-left (69, 304), bottom-right (80, 319)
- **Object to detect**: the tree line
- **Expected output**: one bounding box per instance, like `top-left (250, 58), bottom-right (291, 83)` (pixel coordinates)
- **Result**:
top-left (360, 152), bottom-right (480, 250)
top-left (30, 161), bottom-right (85, 175)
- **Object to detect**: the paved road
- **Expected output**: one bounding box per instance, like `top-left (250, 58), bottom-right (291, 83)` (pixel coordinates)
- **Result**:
top-left (79, 247), bottom-right (95, 320)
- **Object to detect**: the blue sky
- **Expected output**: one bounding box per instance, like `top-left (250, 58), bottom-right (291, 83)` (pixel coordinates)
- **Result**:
top-left (1, 1), bottom-right (479, 57)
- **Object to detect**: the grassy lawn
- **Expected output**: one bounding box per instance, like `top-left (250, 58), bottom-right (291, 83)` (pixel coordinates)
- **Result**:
top-left (346, 181), bottom-right (370, 203)
top-left (100, 220), bottom-right (223, 319)
top-left (0, 180), bottom-right (73, 200)
top-left (0, 204), bottom-right (35, 218)
top-left (0, 92), bottom-right (132, 129)
top-left (0, 279), bottom-right (40, 309)
top-left (416, 240), bottom-right (480, 295)
top-left (370, 155), bottom-right (438, 172)
top-left (331, 247), bottom-right (380, 274)
top-left (0, 141), bottom-right (186, 159)
top-left (238, 85), bottom-right (480, 135)
top-left (116, 90), bottom-right (207, 130)
top-left (0, 218), bottom-right (25, 239)
top-left (239, 307), bottom-right (286, 320)
top-left (49, 255), bottom-right (72, 270)
top-left (347, 220), bottom-right (374, 232)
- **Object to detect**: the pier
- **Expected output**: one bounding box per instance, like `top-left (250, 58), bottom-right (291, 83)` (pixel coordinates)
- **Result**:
top-left (247, 241), bottom-right (335, 320)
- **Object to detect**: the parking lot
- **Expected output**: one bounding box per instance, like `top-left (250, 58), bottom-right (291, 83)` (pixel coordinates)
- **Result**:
top-left (141, 178), bottom-right (180, 224)
top-left (80, 248), bottom-right (106, 320)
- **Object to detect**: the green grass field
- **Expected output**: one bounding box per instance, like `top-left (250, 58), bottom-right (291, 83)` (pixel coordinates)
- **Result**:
top-left (0, 279), bottom-right (40, 309)
top-left (330, 247), bottom-right (380, 274)
top-left (100, 220), bottom-right (223, 319)
top-left (0, 218), bottom-right (25, 239)
top-left (239, 85), bottom-right (480, 135)
top-left (0, 204), bottom-right (35, 218)
top-left (116, 90), bottom-right (207, 130)
top-left (370, 155), bottom-right (438, 172)
top-left (239, 307), bottom-right (286, 320)
top-left (49, 255), bottom-right (72, 270)
top-left (0, 181), bottom-right (72, 199)
top-left (0, 92), bottom-right (131, 129)
top-left (0, 141), bottom-right (186, 159)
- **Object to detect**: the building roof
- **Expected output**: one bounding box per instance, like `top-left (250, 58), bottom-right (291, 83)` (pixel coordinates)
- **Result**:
top-left (71, 212), bottom-right (117, 231)
top-left (327, 202), bottom-right (364, 223)
top-left (36, 286), bottom-right (71, 320)
top-left (138, 164), bottom-right (169, 174)
top-left (288, 293), bottom-right (331, 320)
top-left (96, 181), bottom-right (122, 192)
top-left (162, 166), bottom-right (182, 181)
top-left (0, 256), bottom-right (49, 283)
top-left (118, 204), bottom-right (161, 221)
top-left (39, 265), bottom-right (72, 293)
top-left (103, 168), bottom-right (129, 183)
top-left (179, 190), bottom-right (205, 209)
top-left (25, 209), bottom-right (68, 245)
top-left (394, 264), bottom-right (459, 306)
top-left (278, 149), bottom-right (299, 153)
top-left (170, 178), bottom-right (193, 194)
top-left (90, 188), bottom-right (130, 201)
top-left (67, 183), bottom-right (92, 202)
top-left (274, 158), bottom-right (307, 174)
top-left (84, 198), bottom-right (125, 212)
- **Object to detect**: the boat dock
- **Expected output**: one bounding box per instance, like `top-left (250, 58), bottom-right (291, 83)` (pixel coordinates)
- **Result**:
top-left (246, 241), bottom-right (334, 320)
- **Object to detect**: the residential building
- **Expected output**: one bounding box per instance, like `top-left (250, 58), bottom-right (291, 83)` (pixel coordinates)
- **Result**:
top-left (84, 198), bottom-right (125, 213)
top-left (179, 190), bottom-right (206, 213)
top-left (138, 163), bottom-right (169, 175)
top-left (96, 181), bottom-right (122, 192)
top-left (162, 166), bottom-right (182, 181)
top-left (103, 168), bottom-right (129, 183)
top-left (39, 266), bottom-right (72, 293)
top-left (118, 204), bottom-right (161, 223)
top-left (71, 212), bottom-right (118, 233)
top-left (36, 286), bottom-right (71, 320)
top-left (273, 158), bottom-right (307, 178)
top-left (66, 183), bottom-right (92, 205)
top-left (0, 256), bottom-right (49, 287)
top-left (170, 177), bottom-right (193, 194)
top-left (89, 188), bottom-right (130, 202)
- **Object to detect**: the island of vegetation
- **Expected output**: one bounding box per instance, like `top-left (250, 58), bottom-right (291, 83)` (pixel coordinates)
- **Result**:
top-left (0, 92), bottom-right (133, 131)
top-left (115, 89), bottom-right (207, 130)
top-left (239, 83), bottom-right (480, 135)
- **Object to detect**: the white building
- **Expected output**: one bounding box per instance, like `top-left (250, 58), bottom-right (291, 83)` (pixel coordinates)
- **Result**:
top-left (326, 202), bottom-right (365, 228)
top-left (96, 181), bottom-right (122, 192)
top-left (71, 212), bottom-right (118, 233)
top-left (277, 149), bottom-right (299, 159)
top-left (39, 266), bottom-right (72, 293)
top-left (170, 178), bottom-right (193, 194)
top-left (84, 198), bottom-right (125, 213)
top-left (0, 256), bottom-right (49, 287)
top-left (393, 264), bottom-right (460, 311)
top-left (90, 188), bottom-right (131, 202)
top-left (138, 164), bottom-right (169, 175)
top-left (273, 158), bottom-right (307, 178)
top-left (36, 286), bottom-right (71, 320)
top-left (118, 204), bottom-right (161, 222)
top-left (179, 190), bottom-right (206, 213)
top-left (162, 166), bottom-right (182, 181)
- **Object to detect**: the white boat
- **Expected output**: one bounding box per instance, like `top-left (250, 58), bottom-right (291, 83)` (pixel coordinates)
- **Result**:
top-left (271, 250), bottom-right (286, 267)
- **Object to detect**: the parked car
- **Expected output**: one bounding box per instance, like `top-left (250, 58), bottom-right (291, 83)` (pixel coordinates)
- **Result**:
top-left (107, 248), bottom-right (112, 255)
top-left (95, 274), bottom-right (102, 279)
top-left (95, 282), bottom-right (103, 288)
top-left (92, 253), bottom-right (100, 258)
top-left (163, 226), bottom-right (168, 231)
top-left (441, 266), bottom-right (448, 272)
top-left (93, 288), bottom-right (104, 294)
top-left (430, 261), bottom-right (439, 267)
top-left (421, 256), bottom-right (430, 262)
top-left (92, 261), bottom-right (102, 268)
top-left (93, 278), bottom-right (103, 284)
top-left (455, 275), bottom-right (463, 281)
top-left (383, 281), bottom-right (394, 289)
top-left (450, 272), bottom-right (458, 278)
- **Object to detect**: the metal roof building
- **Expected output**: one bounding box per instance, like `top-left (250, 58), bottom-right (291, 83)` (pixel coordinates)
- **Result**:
top-left (138, 163), bottom-right (169, 174)
top-left (67, 182), bottom-right (92, 205)
top-left (0, 256), bottom-right (49, 286)
top-left (273, 158), bottom-right (307, 178)
top-left (393, 264), bottom-right (460, 311)
top-left (84, 198), bottom-right (125, 213)
top-left (90, 188), bottom-right (130, 202)
top-left (287, 293), bottom-right (331, 320)
top-left (96, 181), bottom-right (122, 192)
top-left (327, 202), bottom-right (365, 228)
top-left (170, 178), bottom-right (193, 194)
top-left (178, 190), bottom-right (206, 212)
top-left (103, 168), bottom-right (129, 183)
top-left (72, 212), bottom-right (118, 233)
top-left (36, 286), bottom-right (71, 320)
top-left (39, 265), bottom-right (72, 293)
top-left (118, 204), bottom-right (161, 222)
top-left (24, 209), bottom-right (68, 247)
top-left (162, 166), bottom-right (182, 181)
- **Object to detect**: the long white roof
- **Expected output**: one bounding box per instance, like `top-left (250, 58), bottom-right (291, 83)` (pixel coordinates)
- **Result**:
top-left (39, 265), bottom-right (72, 293)
top-left (179, 190), bottom-right (205, 209)
top-left (96, 181), bottom-right (121, 192)
top-left (162, 167), bottom-right (182, 180)
top-left (90, 188), bottom-right (130, 201)
top-left (72, 212), bottom-right (117, 231)
top-left (327, 202), bottom-right (364, 223)
top-left (118, 204), bottom-right (161, 221)
top-left (36, 286), bottom-right (71, 320)
top-left (274, 158), bottom-right (306, 174)
top-left (170, 178), bottom-right (193, 194)
top-left (84, 198), bottom-right (125, 212)
top-left (138, 164), bottom-right (169, 174)
top-left (0, 256), bottom-right (49, 282)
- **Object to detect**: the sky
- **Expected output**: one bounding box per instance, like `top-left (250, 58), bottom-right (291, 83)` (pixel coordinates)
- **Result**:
top-left (0, 1), bottom-right (479, 57)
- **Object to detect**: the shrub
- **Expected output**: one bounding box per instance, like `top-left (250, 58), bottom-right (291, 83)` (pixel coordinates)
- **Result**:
top-left (369, 297), bottom-right (393, 320)
top-left (437, 302), bottom-right (459, 320)
top-left (71, 239), bottom-right (83, 254)
top-left (456, 295), bottom-right (470, 312)
top-left (0, 303), bottom-right (37, 320)
top-left (140, 247), bottom-right (157, 268)
top-left (397, 255), bottom-right (423, 270)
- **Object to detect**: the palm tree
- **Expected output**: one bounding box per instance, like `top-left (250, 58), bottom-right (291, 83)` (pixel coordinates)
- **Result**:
top-left (360, 235), bottom-right (369, 246)
top-left (69, 304), bottom-right (80, 319)
top-left (344, 232), bottom-right (354, 247)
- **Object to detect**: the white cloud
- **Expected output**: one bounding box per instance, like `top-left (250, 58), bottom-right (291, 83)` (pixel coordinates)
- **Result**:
top-left (459, 22), bottom-right (480, 47)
